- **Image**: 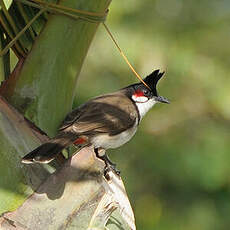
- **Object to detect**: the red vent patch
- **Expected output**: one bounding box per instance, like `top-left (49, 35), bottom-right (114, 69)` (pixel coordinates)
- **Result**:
top-left (74, 137), bottom-right (87, 145)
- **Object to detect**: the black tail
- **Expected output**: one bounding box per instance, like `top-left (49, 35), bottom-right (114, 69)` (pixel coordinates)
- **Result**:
top-left (22, 137), bottom-right (72, 164)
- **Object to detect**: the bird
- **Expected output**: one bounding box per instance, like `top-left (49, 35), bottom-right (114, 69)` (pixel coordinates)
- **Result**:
top-left (22, 69), bottom-right (169, 174)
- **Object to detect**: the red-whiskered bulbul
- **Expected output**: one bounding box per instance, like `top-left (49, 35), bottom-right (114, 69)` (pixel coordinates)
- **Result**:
top-left (22, 69), bottom-right (169, 174)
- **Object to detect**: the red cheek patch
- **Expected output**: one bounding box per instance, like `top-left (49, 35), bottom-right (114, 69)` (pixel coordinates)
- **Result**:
top-left (74, 137), bottom-right (87, 145)
top-left (134, 90), bottom-right (144, 97)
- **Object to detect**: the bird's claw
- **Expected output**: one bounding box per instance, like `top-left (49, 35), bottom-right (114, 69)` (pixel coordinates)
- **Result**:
top-left (94, 148), bottom-right (121, 179)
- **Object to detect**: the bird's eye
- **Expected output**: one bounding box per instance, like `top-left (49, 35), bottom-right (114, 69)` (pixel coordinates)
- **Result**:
top-left (143, 89), bottom-right (150, 96)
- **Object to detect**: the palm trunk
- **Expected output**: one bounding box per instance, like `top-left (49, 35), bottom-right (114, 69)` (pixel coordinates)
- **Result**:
top-left (1, 0), bottom-right (110, 137)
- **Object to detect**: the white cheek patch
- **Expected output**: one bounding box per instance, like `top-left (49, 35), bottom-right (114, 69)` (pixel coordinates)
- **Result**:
top-left (132, 95), bottom-right (148, 103)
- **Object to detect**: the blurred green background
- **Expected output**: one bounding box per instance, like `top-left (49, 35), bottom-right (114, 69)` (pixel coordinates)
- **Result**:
top-left (74, 0), bottom-right (230, 229)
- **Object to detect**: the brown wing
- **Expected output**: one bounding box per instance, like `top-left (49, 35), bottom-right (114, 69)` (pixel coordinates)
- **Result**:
top-left (59, 92), bottom-right (138, 136)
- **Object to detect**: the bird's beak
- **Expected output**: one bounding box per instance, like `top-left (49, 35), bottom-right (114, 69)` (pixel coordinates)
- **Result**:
top-left (156, 96), bottom-right (170, 104)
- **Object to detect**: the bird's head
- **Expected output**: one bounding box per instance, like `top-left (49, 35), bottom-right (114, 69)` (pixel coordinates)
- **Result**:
top-left (124, 69), bottom-right (170, 118)
top-left (131, 69), bottom-right (170, 104)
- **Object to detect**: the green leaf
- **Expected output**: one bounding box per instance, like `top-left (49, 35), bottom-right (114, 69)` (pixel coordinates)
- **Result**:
top-left (0, 0), bottom-right (12, 10)
top-left (0, 30), bottom-right (10, 80)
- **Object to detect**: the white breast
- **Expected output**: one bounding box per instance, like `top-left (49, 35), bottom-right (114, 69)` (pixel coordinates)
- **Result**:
top-left (91, 120), bottom-right (138, 149)
top-left (135, 98), bottom-right (157, 120)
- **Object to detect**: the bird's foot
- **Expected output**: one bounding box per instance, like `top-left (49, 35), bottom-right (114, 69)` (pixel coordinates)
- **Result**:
top-left (95, 148), bottom-right (121, 178)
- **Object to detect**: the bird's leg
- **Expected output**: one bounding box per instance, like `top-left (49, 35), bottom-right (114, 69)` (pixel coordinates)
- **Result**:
top-left (95, 148), bottom-right (120, 177)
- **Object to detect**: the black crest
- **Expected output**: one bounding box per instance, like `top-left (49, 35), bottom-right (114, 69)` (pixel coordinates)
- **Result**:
top-left (143, 69), bottom-right (165, 96)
